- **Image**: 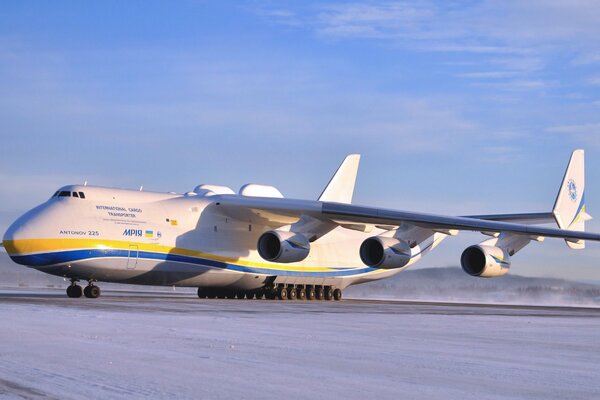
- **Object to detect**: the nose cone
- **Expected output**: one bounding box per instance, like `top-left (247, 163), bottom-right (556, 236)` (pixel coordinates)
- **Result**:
top-left (3, 216), bottom-right (30, 264)
top-left (3, 203), bottom-right (50, 265)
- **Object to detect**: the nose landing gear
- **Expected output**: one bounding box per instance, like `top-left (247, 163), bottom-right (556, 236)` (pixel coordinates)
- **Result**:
top-left (84, 283), bottom-right (101, 299)
top-left (66, 279), bottom-right (101, 299)
top-left (66, 280), bottom-right (82, 298)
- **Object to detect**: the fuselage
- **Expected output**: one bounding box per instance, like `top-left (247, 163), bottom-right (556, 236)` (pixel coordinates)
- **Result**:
top-left (2, 185), bottom-right (445, 290)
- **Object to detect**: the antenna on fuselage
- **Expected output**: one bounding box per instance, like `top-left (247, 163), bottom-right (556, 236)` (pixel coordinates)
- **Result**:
top-left (139, 186), bottom-right (144, 191)
top-left (84, 181), bottom-right (88, 186)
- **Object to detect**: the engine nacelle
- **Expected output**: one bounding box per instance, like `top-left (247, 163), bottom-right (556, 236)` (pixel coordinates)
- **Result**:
top-left (460, 245), bottom-right (511, 278)
top-left (257, 230), bottom-right (310, 263)
top-left (359, 237), bottom-right (412, 269)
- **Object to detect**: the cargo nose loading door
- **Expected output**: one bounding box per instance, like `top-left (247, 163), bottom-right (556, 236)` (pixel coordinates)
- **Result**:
top-left (127, 245), bottom-right (139, 269)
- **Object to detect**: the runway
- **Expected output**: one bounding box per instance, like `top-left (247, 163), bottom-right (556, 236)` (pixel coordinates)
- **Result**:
top-left (1, 289), bottom-right (599, 400)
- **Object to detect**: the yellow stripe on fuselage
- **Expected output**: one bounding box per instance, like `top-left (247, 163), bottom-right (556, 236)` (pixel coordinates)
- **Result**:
top-left (3, 238), bottom-right (365, 273)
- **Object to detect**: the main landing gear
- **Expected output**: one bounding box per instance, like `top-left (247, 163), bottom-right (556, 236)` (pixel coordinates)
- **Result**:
top-left (197, 284), bottom-right (342, 302)
top-left (66, 279), bottom-right (101, 299)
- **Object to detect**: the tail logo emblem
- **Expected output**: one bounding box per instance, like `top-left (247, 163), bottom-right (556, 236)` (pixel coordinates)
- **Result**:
top-left (567, 179), bottom-right (578, 202)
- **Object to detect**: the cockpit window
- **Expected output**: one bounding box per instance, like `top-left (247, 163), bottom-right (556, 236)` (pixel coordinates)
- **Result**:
top-left (78, 192), bottom-right (86, 199)
top-left (52, 191), bottom-right (59, 198)
top-left (72, 192), bottom-right (79, 198)
top-left (58, 191), bottom-right (71, 197)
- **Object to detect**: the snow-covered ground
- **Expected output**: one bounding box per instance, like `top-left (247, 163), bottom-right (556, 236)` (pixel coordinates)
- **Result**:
top-left (1, 290), bottom-right (599, 400)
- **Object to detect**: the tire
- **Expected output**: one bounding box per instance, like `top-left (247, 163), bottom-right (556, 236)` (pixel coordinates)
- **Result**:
top-left (236, 292), bottom-right (246, 299)
top-left (245, 292), bottom-right (255, 300)
top-left (255, 290), bottom-right (264, 300)
top-left (197, 288), bottom-right (207, 298)
top-left (333, 288), bottom-right (342, 301)
top-left (325, 287), bottom-right (334, 301)
top-left (67, 285), bottom-right (82, 298)
top-left (89, 286), bottom-right (101, 299)
top-left (278, 287), bottom-right (288, 300)
top-left (287, 287), bottom-right (297, 300)
top-left (297, 287), bottom-right (306, 300)
top-left (315, 287), bottom-right (324, 300)
top-left (307, 287), bottom-right (316, 301)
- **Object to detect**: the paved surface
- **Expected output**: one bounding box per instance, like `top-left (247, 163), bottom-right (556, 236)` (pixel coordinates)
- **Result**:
top-left (1, 289), bottom-right (599, 400)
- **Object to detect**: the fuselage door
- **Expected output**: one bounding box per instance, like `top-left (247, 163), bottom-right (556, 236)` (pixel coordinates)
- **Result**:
top-left (127, 245), bottom-right (139, 270)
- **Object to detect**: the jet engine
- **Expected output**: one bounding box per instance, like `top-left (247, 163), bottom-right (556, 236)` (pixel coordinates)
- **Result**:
top-left (359, 237), bottom-right (412, 269)
top-left (257, 230), bottom-right (310, 263)
top-left (460, 245), bottom-right (511, 278)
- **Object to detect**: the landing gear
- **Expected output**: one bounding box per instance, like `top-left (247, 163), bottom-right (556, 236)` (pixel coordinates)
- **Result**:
top-left (316, 286), bottom-right (325, 300)
top-left (325, 287), bottom-right (334, 301)
top-left (287, 286), bottom-right (297, 300)
top-left (296, 287), bottom-right (306, 300)
top-left (66, 281), bottom-right (82, 298)
top-left (277, 286), bottom-right (288, 300)
top-left (194, 285), bottom-right (342, 302)
top-left (84, 285), bottom-right (101, 299)
top-left (333, 288), bottom-right (342, 301)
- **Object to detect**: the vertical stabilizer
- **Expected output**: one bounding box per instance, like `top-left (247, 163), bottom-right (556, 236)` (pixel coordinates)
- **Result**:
top-left (553, 149), bottom-right (591, 249)
top-left (318, 154), bottom-right (361, 204)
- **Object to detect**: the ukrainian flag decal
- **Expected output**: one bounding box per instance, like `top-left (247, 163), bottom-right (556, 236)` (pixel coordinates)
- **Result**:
top-left (145, 230), bottom-right (154, 238)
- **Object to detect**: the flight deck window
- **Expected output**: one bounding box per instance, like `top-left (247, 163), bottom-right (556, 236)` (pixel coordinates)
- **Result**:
top-left (52, 191), bottom-right (59, 197)
top-left (58, 191), bottom-right (71, 197)
top-left (78, 192), bottom-right (86, 199)
top-left (72, 192), bottom-right (79, 198)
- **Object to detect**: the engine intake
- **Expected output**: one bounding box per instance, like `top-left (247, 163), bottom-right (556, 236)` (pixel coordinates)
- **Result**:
top-left (359, 237), bottom-right (412, 269)
top-left (257, 230), bottom-right (310, 263)
top-left (461, 245), bottom-right (511, 278)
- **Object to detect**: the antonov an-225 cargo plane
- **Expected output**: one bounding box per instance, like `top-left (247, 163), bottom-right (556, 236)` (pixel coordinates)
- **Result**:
top-left (2, 150), bottom-right (599, 300)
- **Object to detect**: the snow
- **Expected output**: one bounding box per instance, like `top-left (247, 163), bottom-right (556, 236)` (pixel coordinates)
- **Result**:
top-left (0, 290), bottom-right (599, 399)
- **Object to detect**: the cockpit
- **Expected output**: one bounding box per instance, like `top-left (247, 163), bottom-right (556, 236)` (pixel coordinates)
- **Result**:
top-left (51, 190), bottom-right (86, 199)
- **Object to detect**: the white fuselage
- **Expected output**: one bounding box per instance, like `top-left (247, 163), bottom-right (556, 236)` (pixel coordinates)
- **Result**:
top-left (3, 185), bottom-right (446, 290)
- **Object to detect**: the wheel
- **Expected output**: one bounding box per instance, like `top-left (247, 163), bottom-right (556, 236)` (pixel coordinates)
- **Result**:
top-left (245, 292), bottom-right (255, 300)
top-left (236, 292), bottom-right (246, 299)
top-left (66, 284), bottom-right (82, 298)
top-left (333, 288), bottom-right (342, 301)
top-left (287, 287), bottom-right (297, 300)
top-left (197, 287), bottom-right (207, 298)
top-left (325, 287), bottom-right (334, 301)
top-left (255, 290), bottom-right (264, 300)
top-left (315, 287), bottom-right (324, 300)
top-left (84, 285), bottom-right (100, 299)
top-left (307, 287), bottom-right (316, 300)
top-left (266, 289), bottom-right (277, 300)
top-left (277, 287), bottom-right (288, 300)
top-left (216, 290), bottom-right (226, 299)
top-left (297, 287), bottom-right (306, 300)
top-left (206, 289), bottom-right (217, 299)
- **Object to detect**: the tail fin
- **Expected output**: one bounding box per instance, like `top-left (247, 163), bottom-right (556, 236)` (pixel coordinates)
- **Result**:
top-left (318, 154), bottom-right (360, 204)
top-left (553, 149), bottom-right (592, 249)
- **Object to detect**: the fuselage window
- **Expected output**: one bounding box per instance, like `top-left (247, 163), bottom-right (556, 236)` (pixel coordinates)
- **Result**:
top-left (58, 191), bottom-right (71, 197)
top-left (78, 192), bottom-right (86, 199)
top-left (72, 192), bottom-right (79, 198)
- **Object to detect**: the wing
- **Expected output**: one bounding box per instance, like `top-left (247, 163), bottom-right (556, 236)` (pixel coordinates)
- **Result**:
top-left (213, 195), bottom-right (600, 243)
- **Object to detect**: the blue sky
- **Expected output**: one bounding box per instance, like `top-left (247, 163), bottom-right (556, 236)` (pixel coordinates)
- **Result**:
top-left (1, 1), bottom-right (599, 280)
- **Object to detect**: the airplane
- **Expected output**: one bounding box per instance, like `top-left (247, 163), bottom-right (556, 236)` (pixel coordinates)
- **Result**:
top-left (2, 149), bottom-right (598, 301)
